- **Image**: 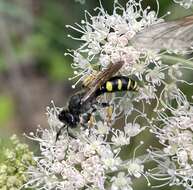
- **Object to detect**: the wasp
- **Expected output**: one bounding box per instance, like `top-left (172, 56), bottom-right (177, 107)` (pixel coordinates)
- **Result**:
top-left (56, 14), bottom-right (193, 140)
top-left (56, 61), bottom-right (138, 140)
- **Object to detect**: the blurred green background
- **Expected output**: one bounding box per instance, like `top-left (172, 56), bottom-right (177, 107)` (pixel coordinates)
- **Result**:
top-left (0, 0), bottom-right (193, 189)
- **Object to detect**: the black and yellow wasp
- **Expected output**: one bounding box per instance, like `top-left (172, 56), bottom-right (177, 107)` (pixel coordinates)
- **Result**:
top-left (56, 61), bottom-right (138, 139)
top-left (56, 14), bottom-right (193, 139)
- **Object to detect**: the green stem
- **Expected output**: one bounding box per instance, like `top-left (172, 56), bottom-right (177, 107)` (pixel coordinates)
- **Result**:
top-left (162, 55), bottom-right (193, 67)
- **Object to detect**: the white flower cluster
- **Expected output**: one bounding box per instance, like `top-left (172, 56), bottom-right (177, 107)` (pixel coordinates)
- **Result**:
top-left (67, 0), bottom-right (192, 121)
top-left (24, 0), bottom-right (193, 190)
top-left (173, 0), bottom-right (193, 8)
top-left (148, 98), bottom-right (193, 189)
top-left (24, 107), bottom-right (146, 190)
top-left (67, 0), bottom-right (163, 85)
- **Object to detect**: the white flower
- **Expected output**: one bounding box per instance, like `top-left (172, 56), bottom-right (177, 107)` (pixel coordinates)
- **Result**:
top-left (111, 130), bottom-right (131, 146)
top-left (173, 0), bottom-right (193, 8)
top-left (100, 148), bottom-right (122, 171)
top-left (51, 161), bottom-right (64, 174)
top-left (95, 121), bottom-right (110, 135)
top-left (111, 123), bottom-right (145, 146)
top-left (149, 100), bottom-right (193, 189)
top-left (25, 104), bottom-right (146, 189)
top-left (145, 66), bottom-right (165, 86)
top-left (137, 85), bottom-right (157, 103)
top-left (67, 0), bottom-right (165, 99)
top-left (111, 172), bottom-right (133, 190)
top-left (65, 0), bottom-right (193, 127)
top-left (126, 159), bottom-right (144, 178)
top-left (124, 123), bottom-right (145, 137)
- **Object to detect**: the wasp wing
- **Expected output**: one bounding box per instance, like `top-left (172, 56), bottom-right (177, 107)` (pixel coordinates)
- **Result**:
top-left (81, 61), bottom-right (124, 103)
top-left (131, 15), bottom-right (193, 51)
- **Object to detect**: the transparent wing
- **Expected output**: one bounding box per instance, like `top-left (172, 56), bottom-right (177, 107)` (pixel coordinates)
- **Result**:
top-left (131, 15), bottom-right (193, 51)
top-left (81, 61), bottom-right (124, 103)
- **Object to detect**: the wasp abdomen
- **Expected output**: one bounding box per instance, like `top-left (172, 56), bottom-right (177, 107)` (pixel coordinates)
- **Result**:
top-left (96, 76), bottom-right (138, 96)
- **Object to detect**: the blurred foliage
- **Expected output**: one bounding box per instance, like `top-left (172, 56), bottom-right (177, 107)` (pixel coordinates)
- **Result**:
top-left (0, 96), bottom-right (14, 126)
top-left (0, 135), bottom-right (35, 190)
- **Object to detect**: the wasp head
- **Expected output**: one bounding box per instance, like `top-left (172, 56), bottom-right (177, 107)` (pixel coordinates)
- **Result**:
top-left (58, 110), bottom-right (78, 128)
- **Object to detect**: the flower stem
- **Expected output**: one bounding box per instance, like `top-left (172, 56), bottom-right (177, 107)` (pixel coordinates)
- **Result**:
top-left (162, 55), bottom-right (193, 67)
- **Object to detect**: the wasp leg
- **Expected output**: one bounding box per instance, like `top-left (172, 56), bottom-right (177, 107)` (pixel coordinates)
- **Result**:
top-left (56, 125), bottom-right (76, 141)
top-left (81, 113), bottom-right (92, 125)
top-left (56, 125), bottom-right (66, 141)
top-left (97, 102), bottom-right (113, 124)
top-left (66, 126), bottom-right (77, 139)
top-left (88, 114), bottom-right (95, 128)
top-left (81, 111), bottom-right (96, 129)
top-left (106, 105), bottom-right (113, 124)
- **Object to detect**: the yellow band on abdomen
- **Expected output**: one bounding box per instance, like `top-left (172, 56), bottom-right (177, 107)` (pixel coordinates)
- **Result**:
top-left (127, 79), bottom-right (131, 90)
top-left (118, 79), bottom-right (122, 90)
top-left (106, 81), bottom-right (113, 92)
top-left (133, 81), bottom-right (138, 91)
